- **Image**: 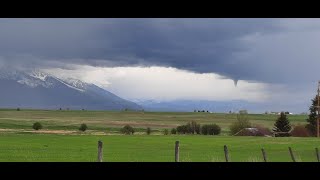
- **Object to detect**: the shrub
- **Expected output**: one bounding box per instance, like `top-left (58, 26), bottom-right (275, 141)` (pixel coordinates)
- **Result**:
top-left (79, 123), bottom-right (88, 132)
top-left (176, 121), bottom-right (201, 134)
top-left (210, 124), bottom-right (221, 135)
top-left (291, 125), bottom-right (310, 137)
top-left (164, 129), bottom-right (169, 135)
top-left (171, 128), bottom-right (177, 134)
top-left (229, 114), bottom-right (251, 135)
top-left (201, 125), bottom-right (209, 135)
top-left (187, 121), bottom-right (201, 134)
top-left (176, 125), bottom-right (188, 134)
top-left (121, 125), bottom-right (135, 135)
top-left (146, 127), bottom-right (151, 135)
top-left (201, 124), bottom-right (221, 135)
top-left (32, 122), bottom-right (42, 130)
top-left (17, 108), bottom-right (20, 111)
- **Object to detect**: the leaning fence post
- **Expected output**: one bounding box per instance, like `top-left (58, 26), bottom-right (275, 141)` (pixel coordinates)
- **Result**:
top-left (175, 141), bottom-right (180, 162)
top-left (288, 147), bottom-right (296, 162)
top-left (261, 148), bottom-right (267, 162)
top-left (224, 145), bottom-right (229, 162)
top-left (97, 140), bottom-right (103, 162)
top-left (316, 148), bottom-right (320, 162)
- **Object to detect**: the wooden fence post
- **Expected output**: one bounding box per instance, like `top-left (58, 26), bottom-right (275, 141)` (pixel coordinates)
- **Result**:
top-left (175, 141), bottom-right (180, 162)
top-left (97, 140), bottom-right (103, 162)
top-left (288, 147), bottom-right (296, 162)
top-left (316, 148), bottom-right (320, 162)
top-left (261, 148), bottom-right (267, 162)
top-left (224, 145), bottom-right (229, 162)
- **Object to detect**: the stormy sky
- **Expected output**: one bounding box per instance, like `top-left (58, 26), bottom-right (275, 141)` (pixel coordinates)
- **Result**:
top-left (1, 18), bottom-right (320, 113)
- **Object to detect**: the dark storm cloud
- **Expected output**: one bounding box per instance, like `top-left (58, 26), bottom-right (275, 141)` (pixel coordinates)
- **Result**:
top-left (1, 18), bottom-right (320, 85)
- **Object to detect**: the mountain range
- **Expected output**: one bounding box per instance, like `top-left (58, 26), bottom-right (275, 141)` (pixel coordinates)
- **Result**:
top-left (0, 69), bottom-right (305, 113)
top-left (0, 69), bottom-right (142, 111)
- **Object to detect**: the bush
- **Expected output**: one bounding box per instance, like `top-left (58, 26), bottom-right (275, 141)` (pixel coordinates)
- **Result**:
top-left (201, 125), bottom-right (208, 135)
top-left (188, 121), bottom-right (201, 134)
top-left (201, 124), bottom-right (221, 135)
top-left (229, 114), bottom-right (251, 135)
top-left (176, 125), bottom-right (188, 134)
top-left (121, 125), bottom-right (135, 135)
top-left (164, 129), bottom-right (169, 135)
top-left (79, 123), bottom-right (88, 132)
top-left (171, 128), bottom-right (177, 134)
top-left (146, 127), bottom-right (151, 135)
top-left (211, 124), bottom-right (221, 135)
top-left (32, 122), bottom-right (42, 130)
top-left (291, 125), bottom-right (310, 137)
top-left (176, 121), bottom-right (201, 134)
top-left (17, 108), bottom-right (20, 111)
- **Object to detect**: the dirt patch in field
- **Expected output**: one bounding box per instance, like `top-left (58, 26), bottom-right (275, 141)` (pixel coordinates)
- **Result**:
top-left (0, 128), bottom-right (77, 134)
top-left (25, 129), bottom-right (77, 134)
top-left (0, 128), bottom-right (20, 132)
top-left (90, 132), bottom-right (107, 135)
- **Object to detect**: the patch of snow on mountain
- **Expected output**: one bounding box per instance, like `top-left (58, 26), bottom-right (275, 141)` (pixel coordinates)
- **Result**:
top-left (29, 70), bottom-right (48, 81)
top-left (17, 76), bottom-right (53, 88)
top-left (17, 78), bottom-right (39, 88)
top-left (63, 78), bottom-right (88, 90)
top-left (51, 76), bottom-right (85, 92)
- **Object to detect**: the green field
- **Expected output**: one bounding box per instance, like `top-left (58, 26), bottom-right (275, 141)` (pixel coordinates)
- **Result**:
top-left (0, 109), bottom-right (317, 162)
top-left (0, 134), bottom-right (319, 162)
top-left (0, 109), bottom-right (309, 134)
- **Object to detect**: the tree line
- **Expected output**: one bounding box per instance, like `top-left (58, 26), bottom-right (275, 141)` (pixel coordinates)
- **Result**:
top-left (29, 94), bottom-right (319, 137)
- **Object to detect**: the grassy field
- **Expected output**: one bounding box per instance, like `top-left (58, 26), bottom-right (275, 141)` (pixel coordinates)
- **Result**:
top-left (0, 134), bottom-right (319, 162)
top-left (0, 109), bottom-right (309, 134)
top-left (0, 109), bottom-right (316, 162)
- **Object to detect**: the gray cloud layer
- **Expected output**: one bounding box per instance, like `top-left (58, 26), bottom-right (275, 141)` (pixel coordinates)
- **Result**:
top-left (1, 18), bottom-right (320, 87)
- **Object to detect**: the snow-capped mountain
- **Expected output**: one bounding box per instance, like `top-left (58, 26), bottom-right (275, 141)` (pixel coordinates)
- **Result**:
top-left (0, 69), bottom-right (142, 110)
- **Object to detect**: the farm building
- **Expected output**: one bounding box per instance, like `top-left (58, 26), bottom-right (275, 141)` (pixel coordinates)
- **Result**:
top-left (234, 128), bottom-right (272, 137)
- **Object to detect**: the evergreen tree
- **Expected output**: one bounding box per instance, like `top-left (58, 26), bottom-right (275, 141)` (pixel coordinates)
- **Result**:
top-left (306, 95), bottom-right (318, 136)
top-left (273, 112), bottom-right (291, 136)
